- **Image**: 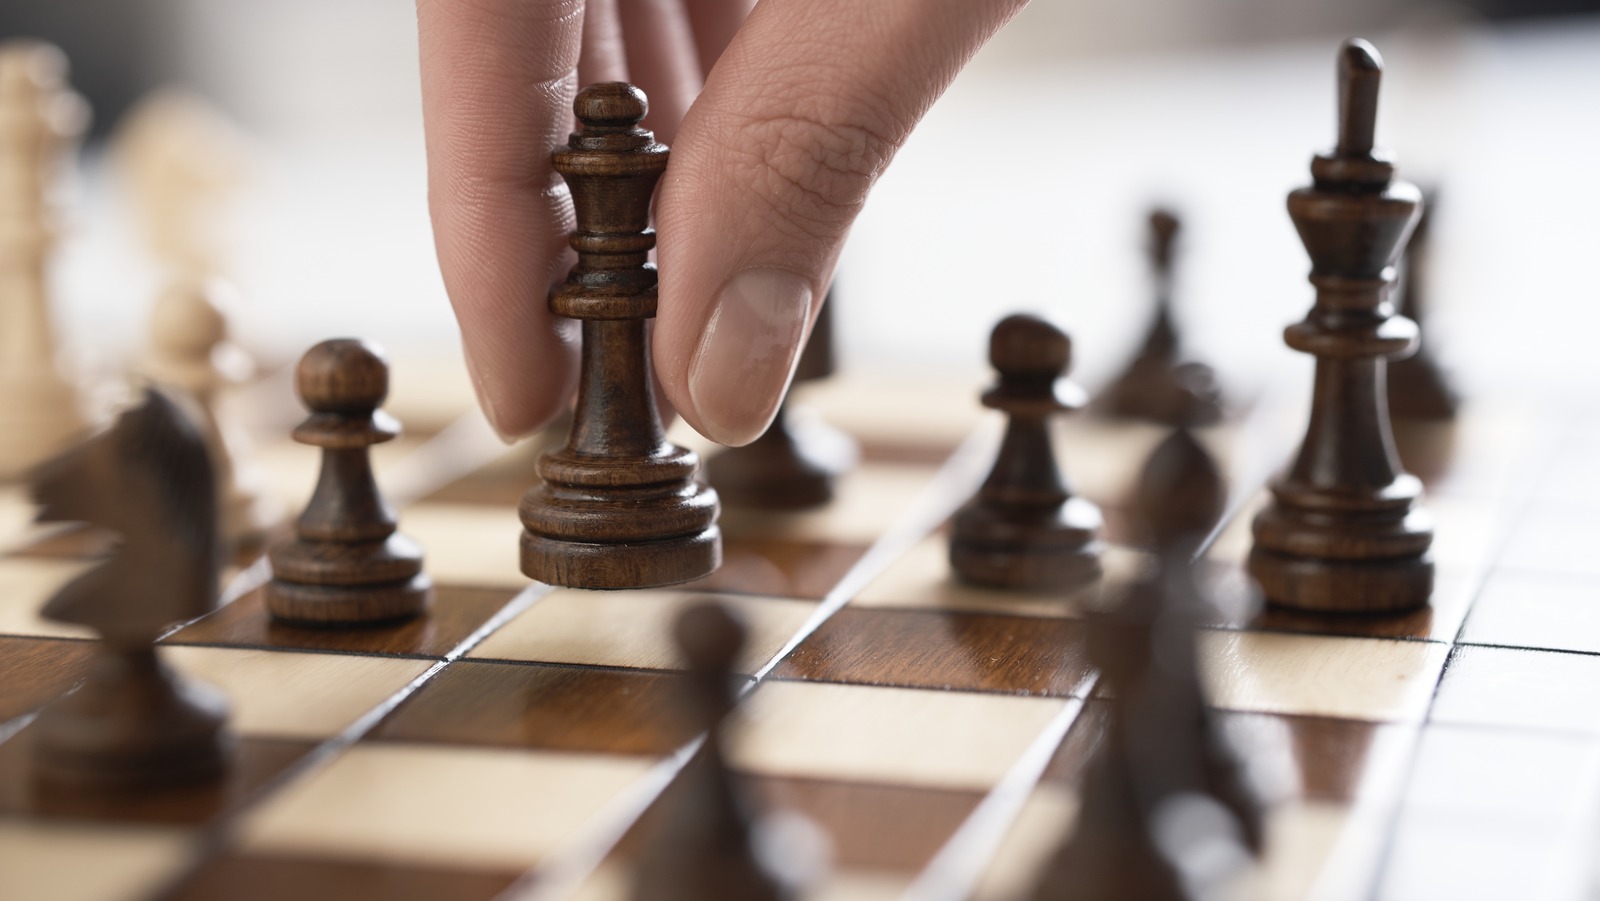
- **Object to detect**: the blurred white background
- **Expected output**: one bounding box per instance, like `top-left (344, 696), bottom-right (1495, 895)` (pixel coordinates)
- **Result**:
top-left (8, 0), bottom-right (1600, 407)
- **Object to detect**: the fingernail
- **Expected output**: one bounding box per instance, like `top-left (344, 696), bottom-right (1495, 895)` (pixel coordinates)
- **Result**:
top-left (688, 269), bottom-right (812, 446)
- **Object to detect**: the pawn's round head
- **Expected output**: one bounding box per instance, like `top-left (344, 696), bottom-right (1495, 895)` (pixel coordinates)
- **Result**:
top-left (296, 338), bottom-right (388, 414)
top-left (675, 601), bottom-right (745, 675)
top-left (574, 82), bottom-right (648, 131)
top-left (990, 314), bottom-right (1071, 380)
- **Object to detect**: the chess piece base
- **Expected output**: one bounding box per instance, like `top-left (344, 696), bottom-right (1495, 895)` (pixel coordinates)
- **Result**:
top-left (708, 408), bottom-right (859, 510)
top-left (266, 573), bottom-right (433, 626)
top-left (1095, 359), bottom-right (1223, 427)
top-left (522, 527), bottom-right (722, 590)
top-left (1248, 547), bottom-right (1433, 612)
top-left (32, 648), bottom-right (231, 791)
top-left (950, 497), bottom-right (1104, 592)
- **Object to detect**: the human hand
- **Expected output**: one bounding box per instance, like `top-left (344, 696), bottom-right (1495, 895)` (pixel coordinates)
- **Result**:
top-left (418, 0), bottom-right (1028, 444)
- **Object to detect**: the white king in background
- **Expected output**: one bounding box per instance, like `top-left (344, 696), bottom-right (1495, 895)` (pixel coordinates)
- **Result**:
top-left (0, 39), bottom-right (90, 480)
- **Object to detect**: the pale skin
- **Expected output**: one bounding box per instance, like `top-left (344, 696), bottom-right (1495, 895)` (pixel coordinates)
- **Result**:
top-left (418, 0), bottom-right (1031, 446)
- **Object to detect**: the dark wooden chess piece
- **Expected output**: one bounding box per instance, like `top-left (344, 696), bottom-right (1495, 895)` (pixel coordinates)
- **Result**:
top-left (949, 314), bottom-right (1102, 591)
top-left (29, 388), bottom-right (232, 790)
top-left (706, 294), bottom-right (859, 510)
top-left (266, 339), bottom-right (432, 625)
top-left (1248, 39), bottom-right (1434, 613)
top-left (1387, 193), bottom-right (1459, 420)
top-left (1029, 429), bottom-right (1258, 900)
top-left (632, 602), bottom-right (802, 901)
top-left (520, 83), bottom-right (721, 589)
top-left (1094, 209), bottom-right (1223, 426)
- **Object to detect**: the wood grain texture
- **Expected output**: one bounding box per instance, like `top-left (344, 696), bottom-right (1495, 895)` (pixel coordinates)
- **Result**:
top-left (161, 854), bottom-right (517, 901)
top-left (266, 339), bottom-right (432, 626)
top-left (0, 635), bottom-right (96, 721)
top-left (772, 607), bottom-right (1093, 698)
top-left (616, 773), bottom-right (983, 873)
top-left (519, 83), bottom-right (720, 590)
top-left (370, 660), bottom-right (717, 755)
top-left (1248, 40), bottom-right (1434, 613)
top-left (168, 585), bottom-right (517, 659)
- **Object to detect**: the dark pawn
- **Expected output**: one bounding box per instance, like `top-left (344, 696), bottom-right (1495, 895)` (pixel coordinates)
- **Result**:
top-left (267, 339), bottom-right (431, 626)
top-left (707, 295), bottom-right (859, 510)
top-left (1387, 194), bottom-right (1459, 420)
top-left (632, 602), bottom-right (802, 901)
top-left (1029, 430), bottom-right (1258, 900)
top-left (1248, 39), bottom-right (1434, 613)
top-left (1094, 209), bottom-right (1222, 427)
top-left (519, 83), bottom-right (720, 589)
top-left (950, 314), bottom-right (1102, 591)
top-left (30, 388), bottom-right (231, 790)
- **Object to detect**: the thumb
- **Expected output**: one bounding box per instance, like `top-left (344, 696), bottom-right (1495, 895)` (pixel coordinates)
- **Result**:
top-left (652, 0), bottom-right (1027, 446)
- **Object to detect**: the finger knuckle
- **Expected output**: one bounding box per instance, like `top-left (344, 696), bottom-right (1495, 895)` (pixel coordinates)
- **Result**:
top-left (728, 99), bottom-right (900, 242)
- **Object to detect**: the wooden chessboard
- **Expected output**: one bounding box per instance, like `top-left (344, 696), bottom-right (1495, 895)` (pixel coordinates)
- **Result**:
top-left (0, 353), bottom-right (1592, 901)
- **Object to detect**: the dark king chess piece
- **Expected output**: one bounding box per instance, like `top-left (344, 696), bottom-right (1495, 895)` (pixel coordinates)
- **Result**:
top-left (29, 388), bottom-right (231, 790)
top-left (1094, 209), bottom-right (1223, 426)
top-left (520, 83), bottom-right (720, 589)
top-left (706, 295), bottom-right (859, 509)
top-left (949, 314), bottom-right (1102, 591)
top-left (266, 339), bottom-right (432, 626)
top-left (1247, 39), bottom-right (1434, 613)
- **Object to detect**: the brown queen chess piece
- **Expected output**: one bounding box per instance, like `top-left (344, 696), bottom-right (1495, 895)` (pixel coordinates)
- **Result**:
top-left (520, 83), bottom-right (720, 589)
top-left (1248, 39), bottom-right (1433, 613)
top-left (29, 388), bottom-right (232, 790)
top-left (949, 314), bottom-right (1102, 591)
top-left (266, 339), bottom-right (432, 626)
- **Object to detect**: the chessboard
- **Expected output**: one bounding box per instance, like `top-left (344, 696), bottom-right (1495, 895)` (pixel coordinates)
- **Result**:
top-left (3, 348), bottom-right (1593, 901)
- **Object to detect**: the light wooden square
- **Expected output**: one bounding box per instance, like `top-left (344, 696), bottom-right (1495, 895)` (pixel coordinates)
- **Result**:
top-left (0, 484), bottom-right (38, 551)
top-left (1199, 631), bottom-right (1448, 722)
top-left (1432, 646), bottom-right (1600, 734)
top-left (0, 822), bottom-right (196, 901)
top-left (852, 535), bottom-right (1143, 618)
top-left (732, 681), bottom-right (1068, 791)
top-left (159, 646), bottom-right (432, 740)
top-left (469, 588), bottom-right (815, 673)
top-left (239, 743), bottom-right (654, 870)
top-left (718, 463), bottom-right (941, 545)
top-left (0, 557), bottom-right (97, 639)
top-left (401, 501), bottom-right (524, 589)
top-left (800, 368), bottom-right (989, 449)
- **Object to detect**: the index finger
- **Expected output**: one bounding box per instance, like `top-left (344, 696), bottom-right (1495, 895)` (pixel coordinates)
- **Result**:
top-left (417, 0), bottom-right (585, 439)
